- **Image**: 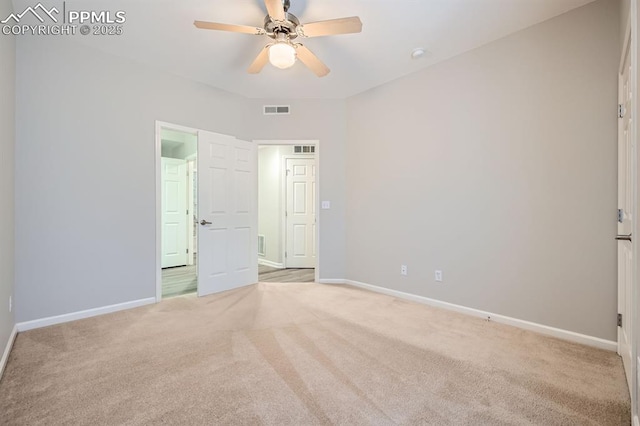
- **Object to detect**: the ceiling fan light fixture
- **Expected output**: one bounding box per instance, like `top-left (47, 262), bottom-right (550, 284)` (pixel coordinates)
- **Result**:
top-left (269, 42), bottom-right (296, 69)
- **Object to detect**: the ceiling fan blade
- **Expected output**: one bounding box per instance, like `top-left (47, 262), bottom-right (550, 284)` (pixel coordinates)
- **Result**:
top-left (248, 45), bottom-right (272, 74)
top-left (194, 20), bottom-right (265, 35)
top-left (264, 0), bottom-right (286, 21)
top-left (297, 17), bottom-right (362, 38)
top-left (295, 44), bottom-right (330, 77)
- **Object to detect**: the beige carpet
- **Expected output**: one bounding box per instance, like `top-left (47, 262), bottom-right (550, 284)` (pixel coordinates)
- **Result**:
top-left (0, 283), bottom-right (630, 425)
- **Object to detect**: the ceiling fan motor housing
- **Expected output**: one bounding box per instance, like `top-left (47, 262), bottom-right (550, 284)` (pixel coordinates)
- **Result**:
top-left (264, 12), bottom-right (299, 40)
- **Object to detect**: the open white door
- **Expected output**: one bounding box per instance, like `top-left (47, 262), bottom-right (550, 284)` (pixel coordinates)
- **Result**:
top-left (618, 34), bottom-right (634, 396)
top-left (285, 158), bottom-right (316, 268)
top-left (197, 131), bottom-right (258, 296)
top-left (161, 158), bottom-right (188, 268)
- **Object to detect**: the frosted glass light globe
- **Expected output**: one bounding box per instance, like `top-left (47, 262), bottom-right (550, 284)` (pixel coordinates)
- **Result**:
top-left (269, 43), bottom-right (296, 69)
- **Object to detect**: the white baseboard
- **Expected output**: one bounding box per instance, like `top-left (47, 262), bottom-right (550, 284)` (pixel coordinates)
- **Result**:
top-left (344, 279), bottom-right (617, 352)
top-left (16, 298), bottom-right (156, 332)
top-left (258, 259), bottom-right (284, 269)
top-left (0, 324), bottom-right (18, 381)
top-left (318, 279), bottom-right (345, 284)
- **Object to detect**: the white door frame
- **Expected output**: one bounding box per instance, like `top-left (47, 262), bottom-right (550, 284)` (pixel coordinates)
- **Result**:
top-left (255, 140), bottom-right (320, 283)
top-left (155, 121), bottom-right (200, 302)
top-left (186, 154), bottom-right (197, 266)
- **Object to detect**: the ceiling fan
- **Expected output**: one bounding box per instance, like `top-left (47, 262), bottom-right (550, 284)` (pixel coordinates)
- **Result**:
top-left (194, 0), bottom-right (362, 77)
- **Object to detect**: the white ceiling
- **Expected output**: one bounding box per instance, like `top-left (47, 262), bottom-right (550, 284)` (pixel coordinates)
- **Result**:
top-left (14, 0), bottom-right (596, 99)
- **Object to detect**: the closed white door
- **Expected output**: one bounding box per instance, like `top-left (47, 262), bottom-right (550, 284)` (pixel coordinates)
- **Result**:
top-left (197, 131), bottom-right (258, 296)
top-left (617, 36), bottom-right (634, 394)
top-left (161, 158), bottom-right (188, 268)
top-left (285, 158), bottom-right (316, 268)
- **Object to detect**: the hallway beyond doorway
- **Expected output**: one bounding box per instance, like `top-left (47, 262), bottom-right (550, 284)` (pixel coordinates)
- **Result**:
top-left (258, 265), bottom-right (315, 283)
top-left (162, 265), bottom-right (197, 298)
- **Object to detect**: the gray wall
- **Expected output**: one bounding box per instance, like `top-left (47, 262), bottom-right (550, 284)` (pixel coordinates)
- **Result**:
top-left (14, 38), bottom-right (247, 322)
top-left (246, 99), bottom-right (347, 280)
top-left (0, 0), bottom-right (15, 357)
top-left (345, 0), bottom-right (620, 340)
top-left (14, 39), bottom-right (348, 321)
top-left (12, 0), bottom-right (619, 343)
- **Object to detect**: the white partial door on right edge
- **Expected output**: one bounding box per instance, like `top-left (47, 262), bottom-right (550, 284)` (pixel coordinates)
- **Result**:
top-left (197, 131), bottom-right (258, 297)
top-left (285, 158), bottom-right (316, 268)
top-left (617, 35), bottom-right (633, 395)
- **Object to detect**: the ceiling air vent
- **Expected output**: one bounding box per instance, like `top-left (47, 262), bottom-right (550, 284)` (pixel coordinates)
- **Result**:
top-left (263, 105), bottom-right (290, 115)
top-left (293, 145), bottom-right (315, 154)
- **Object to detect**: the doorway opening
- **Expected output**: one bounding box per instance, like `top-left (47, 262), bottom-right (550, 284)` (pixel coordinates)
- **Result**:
top-left (158, 125), bottom-right (198, 299)
top-left (257, 141), bottom-right (319, 283)
top-left (157, 122), bottom-right (259, 301)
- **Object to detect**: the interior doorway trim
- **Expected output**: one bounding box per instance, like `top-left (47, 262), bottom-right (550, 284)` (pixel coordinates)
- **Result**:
top-left (255, 140), bottom-right (321, 283)
top-left (155, 121), bottom-right (200, 303)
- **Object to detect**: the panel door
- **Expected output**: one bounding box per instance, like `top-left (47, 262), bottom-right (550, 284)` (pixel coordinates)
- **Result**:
top-left (198, 131), bottom-right (257, 296)
top-left (618, 38), bottom-right (634, 394)
top-left (161, 158), bottom-right (188, 268)
top-left (285, 158), bottom-right (316, 268)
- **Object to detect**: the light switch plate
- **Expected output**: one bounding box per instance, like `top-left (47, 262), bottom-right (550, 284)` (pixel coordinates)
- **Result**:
top-left (321, 201), bottom-right (331, 209)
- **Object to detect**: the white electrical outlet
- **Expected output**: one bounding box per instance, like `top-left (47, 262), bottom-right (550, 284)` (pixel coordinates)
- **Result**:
top-left (400, 265), bottom-right (408, 276)
top-left (9, 296), bottom-right (12, 313)
top-left (435, 270), bottom-right (443, 282)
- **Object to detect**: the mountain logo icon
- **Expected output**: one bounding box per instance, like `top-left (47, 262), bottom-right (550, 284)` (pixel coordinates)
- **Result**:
top-left (1, 3), bottom-right (59, 24)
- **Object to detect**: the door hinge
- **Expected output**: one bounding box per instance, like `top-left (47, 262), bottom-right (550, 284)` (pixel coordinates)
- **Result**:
top-left (619, 104), bottom-right (625, 119)
top-left (186, 209), bottom-right (189, 215)
top-left (285, 251), bottom-right (287, 258)
top-left (186, 248), bottom-right (189, 254)
top-left (618, 209), bottom-right (624, 223)
top-left (617, 313), bottom-right (622, 327)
